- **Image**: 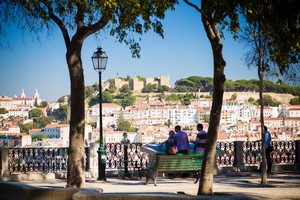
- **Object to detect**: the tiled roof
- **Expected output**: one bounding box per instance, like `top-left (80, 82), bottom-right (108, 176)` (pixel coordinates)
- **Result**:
top-left (45, 124), bottom-right (69, 129)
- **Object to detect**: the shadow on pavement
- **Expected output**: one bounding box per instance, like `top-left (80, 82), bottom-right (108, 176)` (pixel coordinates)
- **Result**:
top-left (103, 192), bottom-right (263, 200)
top-left (214, 171), bottom-right (300, 189)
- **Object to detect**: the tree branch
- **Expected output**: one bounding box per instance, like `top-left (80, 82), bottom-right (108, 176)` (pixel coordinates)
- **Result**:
top-left (70, 15), bottom-right (109, 44)
top-left (75, 2), bottom-right (85, 30)
top-left (184, 0), bottom-right (219, 41)
top-left (200, 0), bottom-right (220, 43)
top-left (202, 12), bottom-right (218, 41)
top-left (85, 15), bottom-right (109, 36)
top-left (39, 0), bottom-right (70, 47)
top-left (183, 0), bottom-right (201, 13)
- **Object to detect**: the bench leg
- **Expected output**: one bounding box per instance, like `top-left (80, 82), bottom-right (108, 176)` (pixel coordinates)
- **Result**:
top-left (194, 172), bottom-right (200, 183)
top-left (153, 171), bottom-right (159, 186)
top-left (145, 169), bottom-right (155, 185)
top-left (145, 171), bottom-right (150, 185)
top-left (138, 168), bottom-right (142, 179)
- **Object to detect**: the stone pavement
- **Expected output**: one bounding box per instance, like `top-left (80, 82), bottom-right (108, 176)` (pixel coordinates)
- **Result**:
top-left (9, 172), bottom-right (300, 199)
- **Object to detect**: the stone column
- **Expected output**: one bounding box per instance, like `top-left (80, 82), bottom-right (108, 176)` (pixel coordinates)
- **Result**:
top-left (88, 143), bottom-right (99, 178)
top-left (85, 147), bottom-right (91, 172)
top-left (295, 140), bottom-right (300, 170)
top-left (123, 144), bottom-right (132, 179)
top-left (233, 141), bottom-right (245, 172)
top-left (0, 148), bottom-right (9, 180)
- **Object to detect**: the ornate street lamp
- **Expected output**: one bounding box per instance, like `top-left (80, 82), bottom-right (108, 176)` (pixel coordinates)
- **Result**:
top-left (92, 47), bottom-right (108, 181)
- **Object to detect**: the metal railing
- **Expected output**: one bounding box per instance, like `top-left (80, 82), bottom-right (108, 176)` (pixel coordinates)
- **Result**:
top-left (4, 147), bottom-right (90, 173)
top-left (105, 143), bottom-right (149, 171)
top-left (1, 140), bottom-right (298, 175)
top-left (243, 141), bottom-right (296, 166)
top-left (216, 141), bottom-right (235, 166)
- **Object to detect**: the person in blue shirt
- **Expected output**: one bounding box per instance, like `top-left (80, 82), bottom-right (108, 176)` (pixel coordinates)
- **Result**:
top-left (195, 123), bottom-right (207, 153)
top-left (174, 125), bottom-right (189, 154)
top-left (264, 126), bottom-right (273, 173)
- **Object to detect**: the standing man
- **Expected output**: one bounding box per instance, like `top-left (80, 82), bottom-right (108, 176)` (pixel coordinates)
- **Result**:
top-left (264, 126), bottom-right (273, 173)
top-left (121, 132), bottom-right (131, 178)
top-left (174, 125), bottom-right (189, 154)
top-left (195, 123), bottom-right (207, 153)
top-left (121, 132), bottom-right (130, 144)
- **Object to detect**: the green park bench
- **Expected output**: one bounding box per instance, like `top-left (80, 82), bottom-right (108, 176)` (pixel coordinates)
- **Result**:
top-left (145, 153), bottom-right (204, 186)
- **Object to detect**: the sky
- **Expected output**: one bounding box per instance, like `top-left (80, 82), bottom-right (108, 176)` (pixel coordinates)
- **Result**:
top-left (0, 3), bottom-right (258, 102)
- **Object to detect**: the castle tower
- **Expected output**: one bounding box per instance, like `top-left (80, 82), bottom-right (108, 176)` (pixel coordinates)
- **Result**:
top-left (158, 75), bottom-right (171, 87)
top-left (130, 77), bottom-right (144, 91)
top-left (145, 77), bottom-right (155, 85)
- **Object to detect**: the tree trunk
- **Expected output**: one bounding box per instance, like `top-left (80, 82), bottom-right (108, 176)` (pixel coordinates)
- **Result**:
top-left (257, 26), bottom-right (267, 184)
top-left (198, 2), bottom-right (226, 195)
top-left (258, 65), bottom-right (268, 185)
top-left (66, 41), bottom-right (86, 188)
top-left (258, 68), bottom-right (267, 184)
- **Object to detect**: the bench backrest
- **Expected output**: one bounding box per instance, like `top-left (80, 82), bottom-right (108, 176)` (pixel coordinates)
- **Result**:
top-left (153, 154), bottom-right (203, 172)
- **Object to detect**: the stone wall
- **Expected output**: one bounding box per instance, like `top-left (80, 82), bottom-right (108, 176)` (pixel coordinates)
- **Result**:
top-left (159, 75), bottom-right (171, 88)
top-left (223, 92), bottom-right (294, 104)
top-left (130, 78), bottom-right (144, 91)
top-left (114, 78), bottom-right (129, 91)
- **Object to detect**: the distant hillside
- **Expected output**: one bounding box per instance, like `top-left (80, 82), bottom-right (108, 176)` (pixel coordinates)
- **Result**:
top-left (72, 76), bottom-right (299, 106)
top-left (174, 76), bottom-right (300, 96)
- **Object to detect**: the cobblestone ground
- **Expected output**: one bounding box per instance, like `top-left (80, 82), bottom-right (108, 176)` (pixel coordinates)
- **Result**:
top-left (16, 172), bottom-right (300, 200)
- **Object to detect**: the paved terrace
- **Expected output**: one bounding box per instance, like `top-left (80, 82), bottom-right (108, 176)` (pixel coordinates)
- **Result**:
top-left (4, 171), bottom-right (300, 200)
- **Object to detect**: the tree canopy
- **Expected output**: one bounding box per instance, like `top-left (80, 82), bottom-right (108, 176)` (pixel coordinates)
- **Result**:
top-left (175, 76), bottom-right (300, 95)
top-left (289, 96), bottom-right (300, 105)
top-left (51, 104), bottom-right (69, 123)
top-left (256, 95), bottom-right (281, 107)
top-left (0, 107), bottom-right (8, 114)
top-left (240, 0), bottom-right (299, 74)
top-left (88, 91), bottom-right (114, 107)
top-left (0, 0), bottom-right (177, 57)
top-left (29, 108), bottom-right (44, 118)
top-left (31, 134), bottom-right (50, 141)
top-left (20, 116), bottom-right (54, 133)
top-left (117, 115), bottom-right (137, 132)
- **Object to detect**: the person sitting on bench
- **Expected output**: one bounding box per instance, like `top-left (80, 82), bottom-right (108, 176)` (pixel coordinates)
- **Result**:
top-left (174, 125), bottom-right (189, 154)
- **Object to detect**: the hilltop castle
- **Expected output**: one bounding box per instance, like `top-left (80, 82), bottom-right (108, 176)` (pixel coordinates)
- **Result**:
top-left (104, 75), bottom-right (171, 92)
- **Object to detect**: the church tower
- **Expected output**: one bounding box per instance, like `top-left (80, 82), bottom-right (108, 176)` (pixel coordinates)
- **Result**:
top-left (33, 89), bottom-right (40, 99)
top-left (20, 89), bottom-right (26, 98)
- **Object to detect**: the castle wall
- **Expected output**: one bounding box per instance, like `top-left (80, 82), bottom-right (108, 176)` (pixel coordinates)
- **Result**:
top-left (114, 78), bottom-right (129, 90)
top-left (130, 78), bottom-right (144, 91)
top-left (145, 77), bottom-right (156, 86)
top-left (158, 75), bottom-right (171, 87)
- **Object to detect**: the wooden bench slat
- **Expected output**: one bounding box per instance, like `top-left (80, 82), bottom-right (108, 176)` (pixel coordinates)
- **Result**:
top-left (145, 153), bottom-right (204, 186)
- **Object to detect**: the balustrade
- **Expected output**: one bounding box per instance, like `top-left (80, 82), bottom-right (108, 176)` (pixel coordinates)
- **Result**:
top-left (105, 143), bottom-right (148, 171)
top-left (271, 141), bottom-right (295, 165)
top-left (0, 140), bottom-right (297, 176)
top-left (243, 141), bottom-right (296, 166)
top-left (216, 141), bottom-right (235, 166)
top-left (7, 148), bottom-right (68, 173)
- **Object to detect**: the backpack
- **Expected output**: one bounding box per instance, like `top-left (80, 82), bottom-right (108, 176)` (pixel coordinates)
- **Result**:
top-left (168, 146), bottom-right (177, 155)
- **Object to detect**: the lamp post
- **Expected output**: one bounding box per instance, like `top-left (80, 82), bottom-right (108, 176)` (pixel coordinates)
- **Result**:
top-left (92, 47), bottom-right (108, 181)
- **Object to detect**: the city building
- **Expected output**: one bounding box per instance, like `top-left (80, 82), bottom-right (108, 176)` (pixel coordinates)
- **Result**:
top-left (29, 123), bottom-right (93, 147)
top-left (0, 89), bottom-right (44, 118)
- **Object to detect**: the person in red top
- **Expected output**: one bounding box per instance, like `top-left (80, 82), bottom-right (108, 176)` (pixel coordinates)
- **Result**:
top-left (174, 125), bottom-right (189, 154)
